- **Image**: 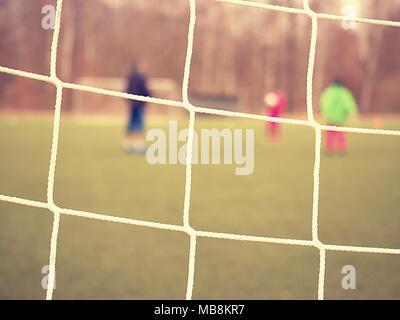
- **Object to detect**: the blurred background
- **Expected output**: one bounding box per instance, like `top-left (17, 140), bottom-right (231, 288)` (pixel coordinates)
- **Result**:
top-left (1, 0), bottom-right (400, 114)
top-left (0, 0), bottom-right (400, 300)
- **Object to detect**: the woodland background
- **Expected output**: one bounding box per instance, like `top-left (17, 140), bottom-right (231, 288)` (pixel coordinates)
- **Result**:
top-left (0, 0), bottom-right (399, 114)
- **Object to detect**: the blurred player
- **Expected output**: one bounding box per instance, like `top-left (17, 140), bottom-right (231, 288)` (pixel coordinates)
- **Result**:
top-left (124, 60), bottom-right (151, 154)
top-left (264, 89), bottom-right (288, 142)
top-left (320, 79), bottom-right (358, 155)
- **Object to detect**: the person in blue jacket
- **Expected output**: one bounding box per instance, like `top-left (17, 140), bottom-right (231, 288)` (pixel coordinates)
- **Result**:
top-left (124, 60), bottom-right (151, 153)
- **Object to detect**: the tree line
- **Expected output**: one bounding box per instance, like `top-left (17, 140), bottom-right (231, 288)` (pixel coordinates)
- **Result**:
top-left (0, 0), bottom-right (399, 113)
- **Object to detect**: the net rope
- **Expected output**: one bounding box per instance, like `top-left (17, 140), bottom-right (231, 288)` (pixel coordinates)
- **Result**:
top-left (0, 0), bottom-right (400, 300)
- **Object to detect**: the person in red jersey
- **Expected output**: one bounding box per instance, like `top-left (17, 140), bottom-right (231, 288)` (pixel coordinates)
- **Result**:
top-left (264, 89), bottom-right (288, 142)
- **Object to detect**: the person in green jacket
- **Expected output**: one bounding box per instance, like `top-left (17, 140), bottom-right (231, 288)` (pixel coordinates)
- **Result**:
top-left (320, 79), bottom-right (358, 154)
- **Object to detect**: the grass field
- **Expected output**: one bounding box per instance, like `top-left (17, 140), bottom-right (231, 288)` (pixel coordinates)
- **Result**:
top-left (0, 113), bottom-right (400, 300)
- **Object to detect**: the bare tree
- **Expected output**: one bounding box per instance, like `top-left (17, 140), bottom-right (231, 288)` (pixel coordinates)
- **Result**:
top-left (358, 0), bottom-right (390, 113)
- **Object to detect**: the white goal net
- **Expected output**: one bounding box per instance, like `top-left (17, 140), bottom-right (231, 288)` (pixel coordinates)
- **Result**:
top-left (0, 0), bottom-right (400, 300)
top-left (71, 77), bottom-right (180, 115)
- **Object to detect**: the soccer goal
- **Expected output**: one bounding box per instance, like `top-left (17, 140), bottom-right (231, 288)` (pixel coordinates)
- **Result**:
top-left (71, 76), bottom-right (181, 116)
top-left (1, 0), bottom-right (400, 301)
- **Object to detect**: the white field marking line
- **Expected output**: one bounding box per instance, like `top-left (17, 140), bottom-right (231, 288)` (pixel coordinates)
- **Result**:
top-left (0, 0), bottom-right (399, 301)
top-left (45, 0), bottom-right (64, 301)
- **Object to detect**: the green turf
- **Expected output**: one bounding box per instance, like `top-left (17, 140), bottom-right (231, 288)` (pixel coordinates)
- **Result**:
top-left (0, 115), bottom-right (399, 299)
